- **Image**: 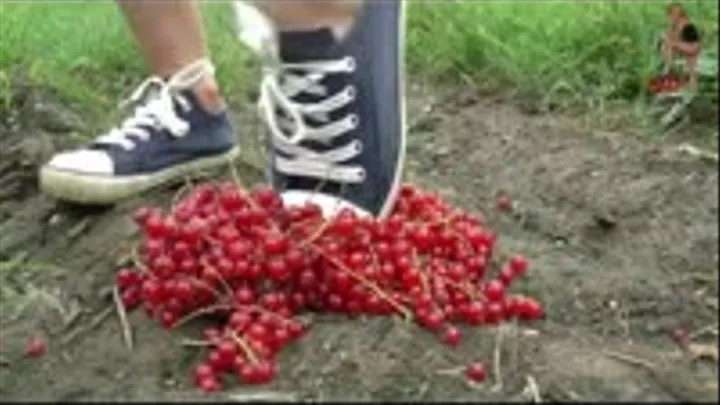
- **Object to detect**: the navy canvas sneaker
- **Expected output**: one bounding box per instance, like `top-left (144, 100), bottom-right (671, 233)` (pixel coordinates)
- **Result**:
top-left (236, 0), bottom-right (406, 218)
top-left (39, 59), bottom-right (239, 204)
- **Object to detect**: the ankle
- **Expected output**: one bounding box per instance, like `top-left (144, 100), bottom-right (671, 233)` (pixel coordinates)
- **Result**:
top-left (258, 1), bottom-right (361, 39)
top-left (277, 20), bottom-right (354, 40)
top-left (191, 76), bottom-right (226, 114)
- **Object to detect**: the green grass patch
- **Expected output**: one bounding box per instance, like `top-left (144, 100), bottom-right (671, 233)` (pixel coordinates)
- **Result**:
top-left (0, 251), bottom-right (66, 308)
top-left (408, 1), bottom-right (717, 97)
top-left (0, 1), bottom-right (252, 125)
top-left (0, 1), bottom-right (718, 119)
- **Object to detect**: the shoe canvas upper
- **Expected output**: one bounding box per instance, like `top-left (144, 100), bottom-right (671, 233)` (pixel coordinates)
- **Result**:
top-left (243, 1), bottom-right (406, 217)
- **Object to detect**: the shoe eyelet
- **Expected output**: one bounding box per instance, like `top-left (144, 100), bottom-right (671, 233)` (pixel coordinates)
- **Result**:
top-left (346, 85), bottom-right (357, 101)
top-left (345, 56), bottom-right (357, 72)
top-left (352, 139), bottom-right (364, 154)
top-left (355, 168), bottom-right (367, 182)
top-left (349, 114), bottom-right (359, 129)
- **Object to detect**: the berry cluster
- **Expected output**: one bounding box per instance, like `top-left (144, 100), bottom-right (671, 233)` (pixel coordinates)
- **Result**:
top-left (115, 182), bottom-right (545, 392)
top-left (648, 74), bottom-right (686, 94)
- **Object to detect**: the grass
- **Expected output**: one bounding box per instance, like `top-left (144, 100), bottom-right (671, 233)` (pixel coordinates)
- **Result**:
top-left (409, 1), bottom-right (717, 99)
top-left (0, 1), bottom-right (253, 121)
top-left (0, 1), bottom-right (718, 121)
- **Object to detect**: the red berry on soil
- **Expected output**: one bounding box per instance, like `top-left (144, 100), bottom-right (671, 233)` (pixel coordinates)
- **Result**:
top-left (465, 362), bottom-right (487, 383)
top-left (504, 296), bottom-right (521, 318)
top-left (208, 350), bottom-right (230, 371)
top-left (173, 279), bottom-right (194, 301)
top-left (238, 363), bottom-right (260, 384)
top-left (287, 322), bottom-right (307, 339)
top-left (442, 326), bottom-right (462, 347)
top-left (132, 206), bottom-right (153, 226)
top-left (24, 337), bottom-right (47, 358)
top-left (254, 360), bottom-right (277, 384)
top-left (485, 301), bottom-right (505, 324)
top-left (121, 288), bottom-right (141, 310)
top-left (264, 233), bottom-right (289, 256)
top-left (234, 288), bottom-right (255, 305)
top-left (144, 214), bottom-right (167, 239)
top-left (159, 311), bottom-right (178, 329)
top-left (496, 194), bottom-right (513, 212)
top-left (198, 376), bottom-right (222, 392)
top-left (498, 265), bottom-right (515, 286)
top-left (670, 328), bottom-right (690, 347)
top-left (462, 301), bottom-right (486, 325)
top-left (116, 268), bottom-right (139, 290)
top-left (484, 280), bottom-right (505, 302)
top-left (194, 363), bottom-right (215, 382)
top-left (517, 297), bottom-right (545, 320)
top-left (216, 340), bottom-right (238, 364)
top-left (509, 255), bottom-right (529, 277)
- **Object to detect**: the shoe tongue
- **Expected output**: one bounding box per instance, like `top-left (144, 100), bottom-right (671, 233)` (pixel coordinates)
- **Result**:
top-left (279, 28), bottom-right (341, 62)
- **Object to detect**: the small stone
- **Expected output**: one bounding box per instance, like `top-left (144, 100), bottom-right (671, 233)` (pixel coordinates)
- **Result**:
top-left (433, 146), bottom-right (451, 158)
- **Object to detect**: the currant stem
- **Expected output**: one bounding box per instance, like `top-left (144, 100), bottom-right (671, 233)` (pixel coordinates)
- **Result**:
top-left (407, 212), bottom-right (461, 229)
top-left (236, 304), bottom-right (295, 326)
top-left (172, 304), bottom-right (233, 329)
top-left (412, 252), bottom-right (431, 296)
top-left (446, 278), bottom-right (482, 302)
top-left (415, 256), bottom-right (484, 302)
top-left (130, 246), bottom-right (150, 274)
top-left (171, 176), bottom-right (196, 208)
top-left (199, 257), bottom-right (234, 298)
top-left (435, 366), bottom-right (465, 376)
top-left (181, 338), bottom-right (213, 347)
top-left (297, 217), bottom-right (333, 249)
top-left (231, 332), bottom-right (260, 365)
top-left (227, 161), bottom-right (282, 234)
top-left (314, 246), bottom-right (413, 321)
top-left (187, 277), bottom-right (227, 302)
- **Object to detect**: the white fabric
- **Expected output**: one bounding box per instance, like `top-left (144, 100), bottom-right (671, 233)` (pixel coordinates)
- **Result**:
top-left (46, 149), bottom-right (114, 175)
top-left (280, 190), bottom-right (372, 218)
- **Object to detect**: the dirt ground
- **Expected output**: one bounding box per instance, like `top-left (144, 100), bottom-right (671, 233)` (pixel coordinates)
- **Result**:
top-left (0, 74), bottom-right (718, 402)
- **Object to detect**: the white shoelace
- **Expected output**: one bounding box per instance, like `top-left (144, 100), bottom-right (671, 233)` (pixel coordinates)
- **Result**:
top-left (259, 57), bottom-right (366, 184)
top-left (93, 59), bottom-right (215, 151)
top-left (232, 1), bottom-right (365, 185)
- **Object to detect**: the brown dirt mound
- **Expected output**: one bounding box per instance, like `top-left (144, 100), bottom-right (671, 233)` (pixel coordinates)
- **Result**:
top-left (0, 77), bottom-right (717, 402)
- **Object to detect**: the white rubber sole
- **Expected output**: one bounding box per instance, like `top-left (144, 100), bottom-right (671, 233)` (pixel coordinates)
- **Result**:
top-left (38, 146), bottom-right (241, 205)
top-left (280, 190), bottom-right (373, 218)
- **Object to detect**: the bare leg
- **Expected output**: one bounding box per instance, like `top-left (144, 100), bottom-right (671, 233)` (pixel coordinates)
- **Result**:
top-left (254, 0), bottom-right (363, 38)
top-left (117, 0), bottom-right (225, 112)
top-left (117, 0), bottom-right (361, 111)
top-left (661, 42), bottom-right (675, 74)
top-left (686, 55), bottom-right (699, 89)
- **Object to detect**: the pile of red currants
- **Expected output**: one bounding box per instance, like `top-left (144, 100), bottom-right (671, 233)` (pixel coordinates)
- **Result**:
top-left (115, 182), bottom-right (545, 392)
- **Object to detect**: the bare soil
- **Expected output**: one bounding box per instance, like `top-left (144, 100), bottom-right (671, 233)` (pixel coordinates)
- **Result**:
top-left (0, 76), bottom-right (717, 402)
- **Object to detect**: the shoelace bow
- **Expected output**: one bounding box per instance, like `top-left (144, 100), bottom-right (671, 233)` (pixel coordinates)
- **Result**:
top-left (93, 59), bottom-right (214, 151)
